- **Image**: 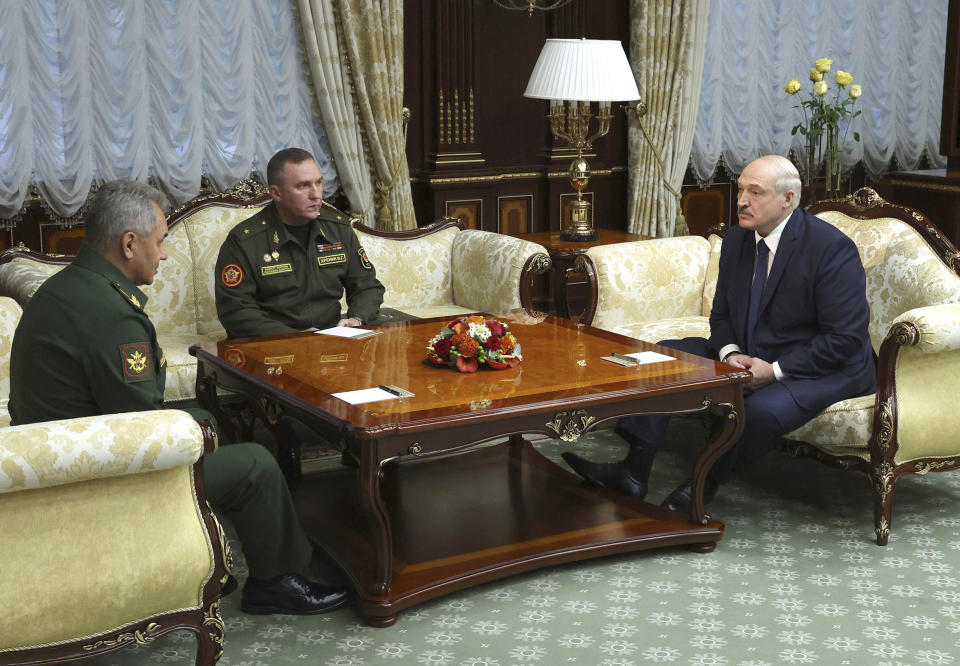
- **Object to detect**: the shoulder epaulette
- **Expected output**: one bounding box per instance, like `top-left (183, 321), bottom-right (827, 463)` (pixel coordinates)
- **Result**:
top-left (319, 203), bottom-right (357, 225)
top-left (231, 218), bottom-right (270, 241)
top-left (112, 282), bottom-right (144, 312)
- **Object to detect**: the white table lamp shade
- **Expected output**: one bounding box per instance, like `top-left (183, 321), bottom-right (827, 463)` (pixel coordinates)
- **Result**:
top-left (524, 38), bottom-right (640, 102)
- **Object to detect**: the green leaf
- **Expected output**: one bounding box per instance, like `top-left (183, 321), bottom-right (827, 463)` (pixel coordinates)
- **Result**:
top-left (854, 132), bottom-right (861, 141)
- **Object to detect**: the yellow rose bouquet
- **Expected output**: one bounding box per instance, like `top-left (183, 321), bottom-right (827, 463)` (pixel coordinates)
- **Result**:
top-left (785, 57), bottom-right (863, 198)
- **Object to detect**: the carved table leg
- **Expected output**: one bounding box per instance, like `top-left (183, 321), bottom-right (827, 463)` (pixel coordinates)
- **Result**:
top-left (358, 447), bottom-right (394, 598)
top-left (690, 399), bottom-right (745, 526)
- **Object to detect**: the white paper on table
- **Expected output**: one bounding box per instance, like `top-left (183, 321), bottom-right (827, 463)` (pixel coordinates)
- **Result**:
top-left (315, 326), bottom-right (379, 339)
top-left (331, 387), bottom-right (398, 404)
top-left (623, 351), bottom-right (675, 364)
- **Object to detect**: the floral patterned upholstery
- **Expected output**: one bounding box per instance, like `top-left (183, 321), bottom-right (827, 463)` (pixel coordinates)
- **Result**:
top-left (0, 296), bottom-right (23, 427)
top-left (0, 257), bottom-right (64, 304)
top-left (355, 223), bottom-right (551, 318)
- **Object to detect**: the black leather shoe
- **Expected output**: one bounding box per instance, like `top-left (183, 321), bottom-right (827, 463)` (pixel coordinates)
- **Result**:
top-left (661, 478), bottom-right (719, 513)
top-left (241, 574), bottom-right (348, 615)
top-left (561, 452), bottom-right (648, 501)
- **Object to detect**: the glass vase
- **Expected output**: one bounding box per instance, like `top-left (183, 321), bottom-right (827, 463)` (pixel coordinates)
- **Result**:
top-left (824, 126), bottom-right (842, 199)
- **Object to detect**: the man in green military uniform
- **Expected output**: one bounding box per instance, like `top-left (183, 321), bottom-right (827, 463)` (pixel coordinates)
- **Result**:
top-left (215, 147), bottom-right (385, 338)
top-left (10, 180), bottom-right (347, 616)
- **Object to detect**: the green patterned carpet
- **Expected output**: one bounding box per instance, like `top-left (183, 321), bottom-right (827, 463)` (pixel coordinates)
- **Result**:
top-left (82, 419), bottom-right (960, 665)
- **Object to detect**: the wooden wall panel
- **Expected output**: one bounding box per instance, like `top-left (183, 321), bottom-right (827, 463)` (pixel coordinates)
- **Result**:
top-left (498, 195), bottom-right (532, 235)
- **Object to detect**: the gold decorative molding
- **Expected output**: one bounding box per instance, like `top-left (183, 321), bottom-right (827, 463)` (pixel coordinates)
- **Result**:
top-left (203, 599), bottom-right (225, 661)
top-left (83, 622), bottom-right (161, 651)
top-left (886, 322), bottom-right (920, 346)
top-left (546, 409), bottom-right (596, 442)
top-left (915, 459), bottom-right (958, 475)
top-left (850, 187), bottom-right (884, 210)
top-left (875, 400), bottom-right (895, 455)
top-left (876, 515), bottom-right (890, 543)
top-left (529, 253), bottom-right (553, 274)
top-left (883, 177), bottom-right (960, 194)
top-left (874, 461), bottom-right (895, 504)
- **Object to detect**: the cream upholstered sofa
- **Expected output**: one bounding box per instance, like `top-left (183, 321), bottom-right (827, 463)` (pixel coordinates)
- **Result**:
top-left (0, 182), bottom-right (550, 405)
top-left (575, 188), bottom-right (960, 545)
top-left (0, 296), bottom-right (229, 665)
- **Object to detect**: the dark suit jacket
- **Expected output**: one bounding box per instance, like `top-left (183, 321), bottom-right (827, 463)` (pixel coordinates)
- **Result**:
top-left (709, 207), bottom-right (876, 412)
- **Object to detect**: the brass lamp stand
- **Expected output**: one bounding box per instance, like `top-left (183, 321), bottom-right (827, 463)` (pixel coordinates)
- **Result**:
top-left (524, 39), bottom-right (640, 242)
top-left (547, 100), bottom-right (615, 241)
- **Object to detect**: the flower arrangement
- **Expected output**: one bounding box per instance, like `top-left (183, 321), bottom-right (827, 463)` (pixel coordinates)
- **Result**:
top-left (426, 315), bottom-right (522, 373)
top-left (785, 57), bottom-right (863, 198)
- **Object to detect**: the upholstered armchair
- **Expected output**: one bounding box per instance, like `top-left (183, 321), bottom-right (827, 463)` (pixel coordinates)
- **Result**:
top-left (353, 218), bottom-right (552, 318)
top-left (0, 297), bottom-right (230, 665)
top-left (575, 188), bottom-right (960, 545)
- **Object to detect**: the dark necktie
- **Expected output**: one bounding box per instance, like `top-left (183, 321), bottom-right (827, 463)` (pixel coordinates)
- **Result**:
top-left (745, 239), bottom-right (769, 357)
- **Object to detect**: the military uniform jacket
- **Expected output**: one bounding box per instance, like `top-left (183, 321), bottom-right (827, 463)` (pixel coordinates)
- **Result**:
top-left (214, 202), bottom-right (385, 338)
top-left (10, 247), bottom-right (165, 425)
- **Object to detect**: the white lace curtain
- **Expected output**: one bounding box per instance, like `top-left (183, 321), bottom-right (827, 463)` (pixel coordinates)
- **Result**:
top-left (690, 0), bottom-right (948, 184)
top-left (0, 0), bottom-right (337, 221)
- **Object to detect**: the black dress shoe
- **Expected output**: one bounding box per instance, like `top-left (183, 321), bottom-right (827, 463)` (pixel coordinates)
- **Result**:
top-left (561, 452), bottom-right (648, 501)
top-left (241, 574), bottom-right (348, 615)
top-left (661, 478), bottom-right (719, 513)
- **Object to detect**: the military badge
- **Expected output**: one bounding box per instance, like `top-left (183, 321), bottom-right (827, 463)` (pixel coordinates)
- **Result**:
top-left (273, 231), bottom-right (280, 244)
top-left (221, 263), bottom-right (244, 287)
top-left (120, 342), bottom-right (152, 382)
top-left (358, 247), bottom-right (373, 270)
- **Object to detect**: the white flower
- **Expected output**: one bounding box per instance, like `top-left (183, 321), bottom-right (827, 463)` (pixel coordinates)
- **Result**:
top-left (813, 603), bottom-right (849, 617)
top-left (485, 589), bottom-right (520, 602)
top-left (424, 631), bottom-right (460, 646)
top-left (298, 629), bottom-right (335, 645)
top-left (467, 322), bottom-right (491, 341)
top-left (775, 613), bottom-right (812, 627)
top-left (799, 546), bottom-right (831, 559)
top-left (472, 620), bottom-right (508, 636)
top-left (935, 590), bottom-right (960, 603)
top-left (687, 602), bottom-right (722, 616)
top-left (432, 615), bottom-right (468, 629)
top-left (731, 624), bottom-right (769, 639)
top-left (526, 578), bottom-right (560, 592)
top-left (599, 640), bottom-right (639, 656)
top-left (517, 609), bottom-right (553, 624)
top-left (690, 634), bottom-right (728, 649)
top-left (822, 636), bottom-right (862, 651)
top-left (915, 650), bottom-right (955, 665)
top-left (605, 606), bottom-right (641, 620)
top-left (859, 608), bottom-right (894, 623)
top-left (852, 594), bottom-right (886, 606)
top-left (641, 646), bottom-right (681, 662)
top-left (881, 556), bottom-right (913, 568)
top-left (609, 575), bottom-right (643, 588)
top-left (689, 653), bottom-right (727, 666)
top-left (904, 615), bottom-right (940, 630)
top-left (337, 636), bottom-right (373, 651)
top-left (601, 623), bottom-right (638, 637)
top-left (561, 599), bottom-right (597, 614)
top-left (868, 643), bottom-right (909, 658)
top-left (862, 625), bottom-right (900, 640)
top-left (606, 589), bottom-right (643, 603)
top-left (523, 595), bottom-right (556, 608)
top-left (646, 580), bottom-right (680, 593)
top-left (571, 570), bottom-right (604, 583)
top-left (416, 650), bottom-right (455, 665)
top-left (772, 598), bottom-right (806, 611)
top-left (779, 648), bottom-right (817, 664)
top-left (726, 563), bottom-right (760, 575)
top-left (460, 659), bottom-right (500, 666)
top-left (769, 583), bottom-right (801, 596)
top-left (243, 642), bottom-right (282, 658)
top-left (647, 612), bottom-right (684, 626)
top-left (375, 642), bottom-right (413, 659)
top-left (689, 571), bottom-right (723, 585)
top-left (892, 585), bottom-right (924, 597)
top-left (558, 633), bottom-right (594, 648)
top-left (508, 645), bottom-right (546, 661)
top-left (690, 618), bottom-right (726, 632)
top-left (726, 538), bottom-right (757, 548)
top-left (849, 578), bottom-right (882, 592)
top-left (514, 627), bottom-right (550, 642)
top-left (731, 592), bottom-right (765, 605)
top-left (777, 630), bottom-right (815, 645)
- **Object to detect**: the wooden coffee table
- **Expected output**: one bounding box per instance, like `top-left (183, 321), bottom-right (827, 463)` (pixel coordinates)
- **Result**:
top-left (191, 312), bottom-right (749, 626)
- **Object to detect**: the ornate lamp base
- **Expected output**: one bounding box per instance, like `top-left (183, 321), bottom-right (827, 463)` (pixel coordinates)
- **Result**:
top-left (560, 227), bottom-right (598, 241)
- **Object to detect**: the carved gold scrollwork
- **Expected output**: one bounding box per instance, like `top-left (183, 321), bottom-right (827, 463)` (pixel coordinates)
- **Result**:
top-left (530, 253), bottom-right (553, 274)
top-left (851, 187), bottom-right (882, 210)
top-left (915, 459), bottom-right (957, 475)
top-left (208, 505), bottom-right (233, 581)
top-left (227, 178), bottom-right (267, 200)
top-left (546, 409), bottom-right (596, 442)
top-left (203, 599), bottom-right (226, 660)
top-left (408, 443), bottom-right (423, 456)
top-left (875, 400), bottom-right (895, 455)
top-left (887, 321), bottom-right (920, 346)
top-left (874, 461), bottom-right (895, 503)
top-left (83, 622), bottom-right (162, 651)
top-left (876, 516), bottom-right (890, 543)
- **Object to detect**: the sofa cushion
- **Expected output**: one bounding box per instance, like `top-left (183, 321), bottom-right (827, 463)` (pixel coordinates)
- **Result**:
top-left (783, 393), bottom-right (874, 461)
top-left (0, 257), bottom-right (64, 304)
top-left (451, 230), bottom-right (548, 313)
top-left (0, 297), bottom-right (22, 427)
top-left (358, 225), bottom-right (458, 310)
top-left (610, 316), bottom-right (712, 344)
top-left (587, 236), bottom-right (712, 333)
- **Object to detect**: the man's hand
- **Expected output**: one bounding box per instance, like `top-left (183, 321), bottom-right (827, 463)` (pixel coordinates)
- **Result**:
top-left (336, 317), bottom-right (362, 328)
top-left (723, 353), bottom-right (751, 369)
top-left (740, 356), bottom-right (775, 390)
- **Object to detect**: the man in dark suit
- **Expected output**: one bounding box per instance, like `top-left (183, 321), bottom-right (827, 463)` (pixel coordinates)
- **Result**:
top-left (563, 154), bottom-right (876, 511)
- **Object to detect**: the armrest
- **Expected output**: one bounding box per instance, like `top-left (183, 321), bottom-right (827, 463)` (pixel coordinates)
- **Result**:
top-left (0, 409), bottom-right (209, 494)
top-left (878, 303), bottom-right (960, 462)
top-left (0, 255), bottom-right (68, 305)
top-left (450, 231), bottom-right (551, 313)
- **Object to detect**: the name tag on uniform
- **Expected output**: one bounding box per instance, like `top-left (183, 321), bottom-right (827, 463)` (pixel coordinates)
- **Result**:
top-left (261, 263), bottom-right (293, 276)
top-left (318, 253), bottom-right (346, 266)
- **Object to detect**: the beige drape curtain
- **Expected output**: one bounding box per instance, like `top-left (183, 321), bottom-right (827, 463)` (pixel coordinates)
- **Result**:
top-left (627, 0), bottom-right (709, 238)
top-left (297, 0), bottom-right (416, 231)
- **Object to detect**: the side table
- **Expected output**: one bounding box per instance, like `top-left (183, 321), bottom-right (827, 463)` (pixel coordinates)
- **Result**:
top-left (512, 229), bottom-right (647, 318)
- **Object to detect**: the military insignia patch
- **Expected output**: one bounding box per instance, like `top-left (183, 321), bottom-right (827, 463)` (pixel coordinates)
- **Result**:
top-left (317, 253), bottom-right (346, 266)
top-left (120, 342), bottom-right (152, 382)
top-left (358, 247), bottom-right (373, 270)
top-left (221, 263), bottom-right (244, 288)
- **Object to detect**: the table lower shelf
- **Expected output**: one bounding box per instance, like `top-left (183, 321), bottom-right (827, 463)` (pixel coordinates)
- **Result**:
top-left (291, 438), bottom-right (724, 626)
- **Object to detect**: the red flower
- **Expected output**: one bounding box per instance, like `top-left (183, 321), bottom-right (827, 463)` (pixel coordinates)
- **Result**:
top-left (456, 356), bottom-right (479, 373)
top-left (433, 337), bottom-right (453, 359)
top-left (486, 320), bottom-right (505, 336)
top-left (485, 336), bottom-right (502, 351)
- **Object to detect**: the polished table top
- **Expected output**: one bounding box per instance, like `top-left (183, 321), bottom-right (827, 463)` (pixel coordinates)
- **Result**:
top-left (193, 311), bottom-right (747, 435)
